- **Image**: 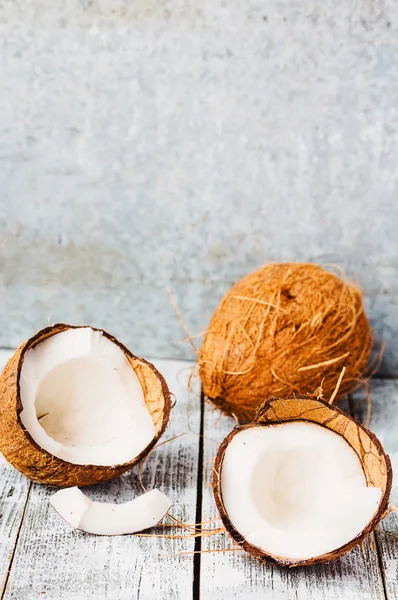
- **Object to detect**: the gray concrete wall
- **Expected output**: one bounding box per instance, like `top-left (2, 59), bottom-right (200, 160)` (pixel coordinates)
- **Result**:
top-left (1, 0), bottom-right (398, 373)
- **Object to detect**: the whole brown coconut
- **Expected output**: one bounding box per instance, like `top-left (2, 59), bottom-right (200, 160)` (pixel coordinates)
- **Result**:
top-left (200, 263), bottom-right (372, 422)
top-left (0, 324), bottom-right (172, 487)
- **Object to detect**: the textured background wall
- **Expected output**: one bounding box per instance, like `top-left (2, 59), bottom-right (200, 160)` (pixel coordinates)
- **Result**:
top-left (1, 0), bottom-right (398, 373)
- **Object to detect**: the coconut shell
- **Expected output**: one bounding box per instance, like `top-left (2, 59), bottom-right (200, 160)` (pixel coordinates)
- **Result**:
top-left (0, 324), bottom-right (172, 487)
top-left (200, 263), bottom-right (372, 422)
top-left (213, 395), bottom-right (392, 567)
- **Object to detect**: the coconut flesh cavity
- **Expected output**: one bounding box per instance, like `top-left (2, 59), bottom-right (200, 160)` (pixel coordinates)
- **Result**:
top-left (0, 324), bottom-right (171, 486)
top-left (221, 423), bottom-right (381, 560)
top-left (20, 327), bottom-right (155, 465)
top-left (50, 487), bottom-right (172, 535)
top-left (213, 396), bottom-right (392, 566)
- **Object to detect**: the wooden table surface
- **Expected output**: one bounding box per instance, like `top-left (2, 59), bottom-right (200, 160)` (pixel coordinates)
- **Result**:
top-left (0, 350), bottom-right (397, 600)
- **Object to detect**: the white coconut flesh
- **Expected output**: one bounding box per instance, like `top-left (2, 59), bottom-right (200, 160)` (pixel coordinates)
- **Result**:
top-left (50, 487), bottom-right (172, 535)
top-left (19, 328), bottom-right (156, 466)
top-left (221, 422), bottom-right (383, 560)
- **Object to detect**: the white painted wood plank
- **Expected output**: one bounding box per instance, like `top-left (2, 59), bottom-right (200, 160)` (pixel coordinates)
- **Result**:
top-left (0, 349), bottom-right (32, 595)
top-left (353, 379), bottom-right (398, 600)
top-left (200, 400), bottom-right (386, 600)
top-left (2, 359), bottom-right (200, 600)
top-left (0, 469), bottom-right (31, 597)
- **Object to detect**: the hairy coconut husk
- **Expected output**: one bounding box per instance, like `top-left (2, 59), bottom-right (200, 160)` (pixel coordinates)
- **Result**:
top-left (213, 395), bottom-right (392, 567)
top-left (200, 263), bottom-right (372, 422)
top-left (0, 324), bottom-right (172, 487)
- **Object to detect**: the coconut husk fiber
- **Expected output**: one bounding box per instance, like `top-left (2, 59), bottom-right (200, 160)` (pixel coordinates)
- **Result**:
top-left (200, 263), bottom-right (372, 422)
top-left (213, 395), bottom-right (392, 567)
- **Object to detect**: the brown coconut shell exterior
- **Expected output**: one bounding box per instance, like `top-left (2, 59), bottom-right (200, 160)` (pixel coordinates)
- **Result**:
top-left (213, 395), bottom-right (392, 567)
top-left (0, 324), bottom-right (172, 487)
top-left (200, 263), bottom-right (373, 423)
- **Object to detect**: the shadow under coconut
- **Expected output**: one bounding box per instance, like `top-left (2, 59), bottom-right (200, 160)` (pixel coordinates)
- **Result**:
top-left (232, 537), bottom-right (383, 596)
top-left (64, 431), bottom-right (197, 520)
top-left (284, 537), bottom-right (384, 595)
top-left (77, 466), bottom-right (143, 504)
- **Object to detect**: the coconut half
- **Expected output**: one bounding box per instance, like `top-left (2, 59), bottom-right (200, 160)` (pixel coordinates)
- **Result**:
top-left (213, 396), bottom-right (392, 566)
top-left (0, 324), bottom-right (172, 486)
top-left (50, 487), bottom-right (172, 535)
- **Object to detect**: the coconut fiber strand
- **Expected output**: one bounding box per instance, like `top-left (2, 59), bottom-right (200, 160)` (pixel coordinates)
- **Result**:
top-left (200, 263), bottom-right (372, 422)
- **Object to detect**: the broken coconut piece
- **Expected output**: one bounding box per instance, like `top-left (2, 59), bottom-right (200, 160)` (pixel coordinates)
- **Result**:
top-left (0, 324), bottom-right (172, 486)
top-left (50, 487), bottom-right (172, 535)
top-left (213, 396), bottom-right (392, 567)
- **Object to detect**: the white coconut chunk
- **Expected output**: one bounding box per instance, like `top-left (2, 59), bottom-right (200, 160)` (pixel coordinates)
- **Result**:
top-left (50, 487), bottom-right (172, 535)
top-left (221, 422), bottom-right (382, 560)
top-left (50, 487), bottom-right (92, 528)
top-left (19, 328), bottom-right (156, 466)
